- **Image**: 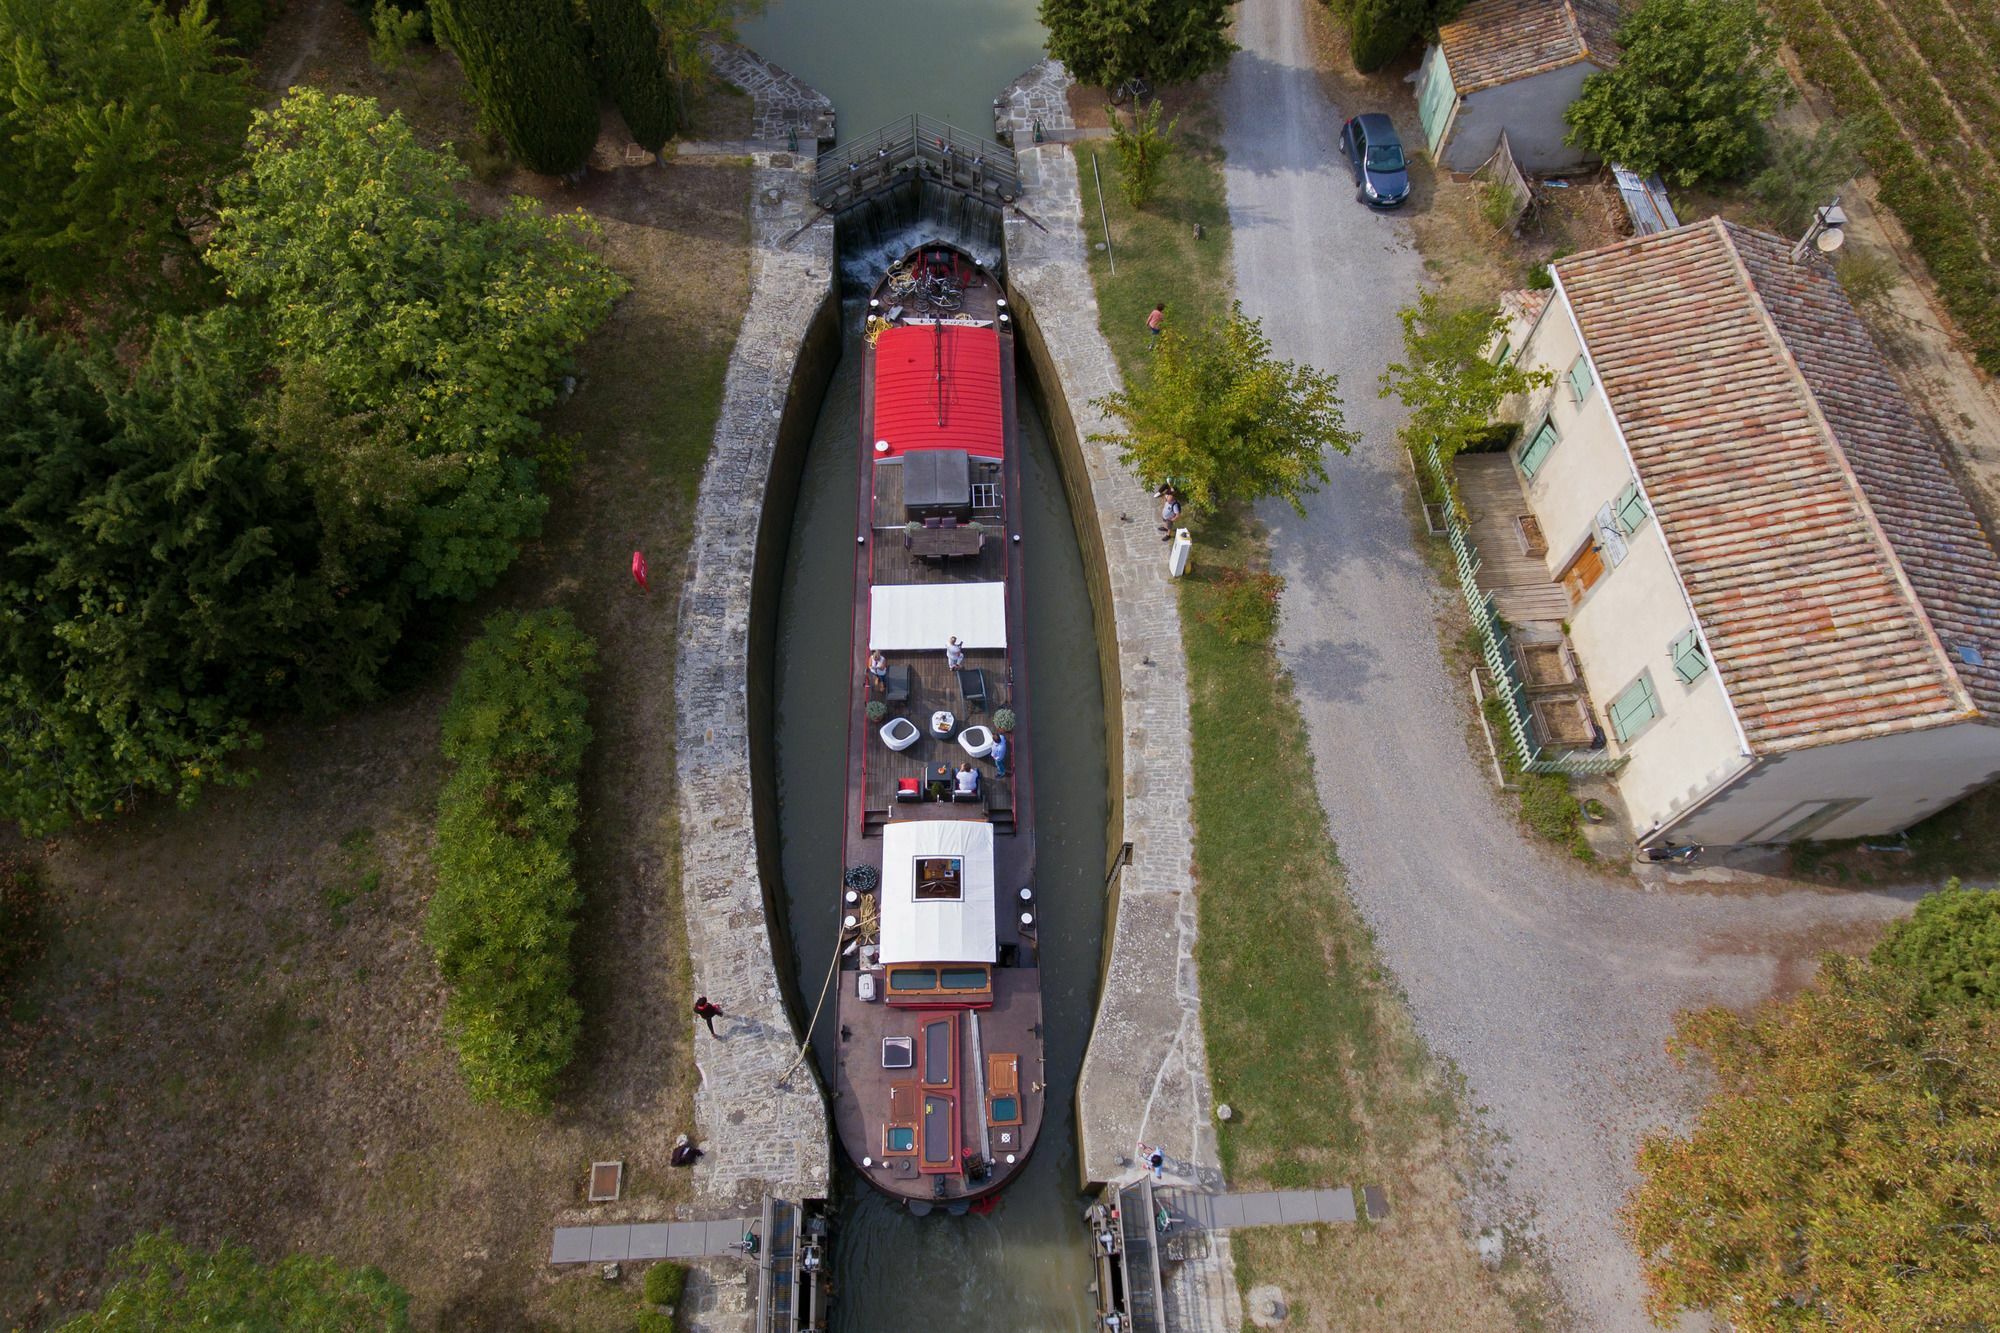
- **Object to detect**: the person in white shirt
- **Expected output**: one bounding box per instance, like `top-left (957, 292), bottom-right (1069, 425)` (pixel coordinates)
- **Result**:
top-left (945, 635), bottom-right (965, 669)
top-left (954, 763), bottom-right (980, 795)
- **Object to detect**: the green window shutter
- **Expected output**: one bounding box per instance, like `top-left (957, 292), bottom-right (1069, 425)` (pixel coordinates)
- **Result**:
top-left (1518, 419), bottom-right (1558, 478)
top-left (1608, 672), bottom-right (1660, 742)
top-left (1491, 338), bottom-right (1514, 367)
top-left (1670, 628), bottom-right (1709, 684)
top-left (1615, 480), bottom-right (1650, 534)
top-left (1568, 354), bottom-right (1594, 403)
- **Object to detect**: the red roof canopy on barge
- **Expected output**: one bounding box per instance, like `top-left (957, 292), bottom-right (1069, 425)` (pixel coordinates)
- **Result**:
top-left (872, 323), bottom-right (1004, 459)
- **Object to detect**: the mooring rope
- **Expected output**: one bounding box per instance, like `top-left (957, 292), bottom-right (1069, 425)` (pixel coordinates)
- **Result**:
top-left (779, 906), bottom-right (856, 1085)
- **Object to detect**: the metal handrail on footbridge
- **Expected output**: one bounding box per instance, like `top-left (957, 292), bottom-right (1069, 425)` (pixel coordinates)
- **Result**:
top-left (813, 114), bottom-right (1018, 211)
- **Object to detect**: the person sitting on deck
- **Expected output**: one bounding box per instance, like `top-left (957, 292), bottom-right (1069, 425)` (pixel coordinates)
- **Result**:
top-left (954, 763), bottom-right (980, 796)
top-left (945, 636), bottom-right (965, 670)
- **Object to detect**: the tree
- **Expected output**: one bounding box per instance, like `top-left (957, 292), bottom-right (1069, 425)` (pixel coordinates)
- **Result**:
top-left (207, 90), bottom-right (626, 604)
top-left (0, 0), bottom-right (252, 304)
top-left (0, 314), bottom-right (390, 834)
top-left (1379, 291), bottom-right (1552, 464)
top-left (588, 0), bottom-right (677, 151)
top-left (1094, 303), bottom-right (1356, 515)
top-left (1040, 0), bottom-right (1238, 90)
top-left (429, 609), bottom-right (596, 1110)
top-left (1874, 879), bottom-right (2000, 1011)
top-left (1346, 0), bottom-right (1468, 74)
top-left (1564, 0), bottom-right (1790, 186)
top-left (56, 1231), bottom-right (408, 1330)
top-left (431, 0), bottom-right (599, 175)
top-left (645, 0), bottom-right (756, 125)
top-left (1747, 118), bottom-right (1864, 234)
top-left (1109, 99), bottom-right (1178, 208)
top-left (1628, 955), bottom-right (2000, 1330)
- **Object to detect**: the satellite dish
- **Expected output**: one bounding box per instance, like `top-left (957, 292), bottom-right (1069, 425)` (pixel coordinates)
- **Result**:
top-left (1815, 226), bottom-right (1846, 254)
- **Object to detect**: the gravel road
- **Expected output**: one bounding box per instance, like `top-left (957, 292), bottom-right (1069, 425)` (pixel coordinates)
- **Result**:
top-left (1219, 0), bottom-right (1921, 1325)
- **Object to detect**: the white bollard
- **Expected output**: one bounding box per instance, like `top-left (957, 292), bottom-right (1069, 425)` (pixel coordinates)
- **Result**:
top-left (1168, 528), bottom-right (1193, 578)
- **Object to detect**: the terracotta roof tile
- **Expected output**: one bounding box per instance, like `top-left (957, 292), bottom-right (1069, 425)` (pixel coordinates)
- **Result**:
top-left (1439, 0), bottom-right (1624, 94)
top-left (1555, 218), bottom-right (2000, 752)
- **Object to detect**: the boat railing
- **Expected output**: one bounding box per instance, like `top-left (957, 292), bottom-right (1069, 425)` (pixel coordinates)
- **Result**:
top-left (813, 114), bottom-right (1019, 210)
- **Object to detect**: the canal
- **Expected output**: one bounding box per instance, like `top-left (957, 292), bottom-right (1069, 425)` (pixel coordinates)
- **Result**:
top-left (738, 0), bottom-right (1047, 142)
top-left (770, 291), bottom-right (1108, 1327)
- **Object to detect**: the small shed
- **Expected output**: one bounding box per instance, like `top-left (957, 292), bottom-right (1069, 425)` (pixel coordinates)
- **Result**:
top-left (1417, 0), bottom-right (1623, 175)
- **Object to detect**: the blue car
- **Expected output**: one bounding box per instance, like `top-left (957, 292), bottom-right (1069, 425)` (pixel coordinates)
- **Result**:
top-left (1341, 113), bottom-right (1410, 209)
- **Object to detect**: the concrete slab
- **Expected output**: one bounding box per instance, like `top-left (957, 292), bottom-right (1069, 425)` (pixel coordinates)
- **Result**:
top-left (587, 1227), bottom-right (631, 1262)
top-left (1236, 1192), bottom-right (1287, 1227)
top-left (551, 1228), bottom-right (594, 1264)
top-left (628, 1224), bottom-right (672, 1259)
top-left (1206, 1194), bottom-right (1248, 1228)
top-left (1277, 1190), bottom-right (1317, 1224)
top-left (704, 1218), bottom-right (748, 1255)
top-left (1314, 1187), bottom-right (1358, 1223)
top-left (1174, 1191), bottom-right (1216, 1228)
top-left (1363, 1185), bottom-right (1391, 1220)
top-left (666, 1221), bottom-right (707, 1258)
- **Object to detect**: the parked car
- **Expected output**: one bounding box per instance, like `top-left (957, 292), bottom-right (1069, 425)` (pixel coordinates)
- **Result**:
top-left (1341, 113), bottom-right (1410, 209)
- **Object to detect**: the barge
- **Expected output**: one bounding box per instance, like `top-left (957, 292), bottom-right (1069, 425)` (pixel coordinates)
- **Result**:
top-left (831, 242), bottom-right (1043, 1211)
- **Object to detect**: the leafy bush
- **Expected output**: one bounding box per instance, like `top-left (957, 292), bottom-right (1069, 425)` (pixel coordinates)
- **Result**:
top-left (992, 708), bottom-right (1017, 733)
top-left (1379, 291), bottom-right (1551, 468)
top-left (1040, 0), bottom-right (1236, 88)
top-left (370, 1), bottom-right (430, 69)
top-left (1747, 119), bottom-right (1862, 234)
top-left (1203, 568), bottom-right (1283, 646)
top-left (1564, 0), bottom-right (1790, 185)
top-left (865, 699), bottom-right (887, 722)
top-left (1477, 180), bottom-right (1520, 232)
top-left (428, 608), bottom-right (597, 1111)
top-left (1872, 879), bottom-right (2000, 1010)
top-left (1518, 772), bottom-right (1582, 848)
top-left (642, 1260), bottom-right (687, 1306)
top-left (1110, 99), bottom-right (1177, 209)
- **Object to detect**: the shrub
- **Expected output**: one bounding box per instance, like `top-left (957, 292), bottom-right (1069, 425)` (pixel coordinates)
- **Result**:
top-left (1518, 772), bottom-right (1579, 843)
top-left (1477, 180), bottom-right (1520, 232)
top-left (1872, 879), bottom-right (2000, 1010)
top-left (1110, 98), bottom-right (1177, 209)
top-left (1204, 568), bottom-right (1283, 646)
top-left (992, 708), bottom-right (1017, 732)
top-left (428, 608), bottom-right (597, 1111)
top-left (636, 1314), bottom-right (673, 1333)
top-left (865, 699), bottom-right (887, 722)
top-left (642, 1261), bottom-right (686, 1306)
top-left (370, 1), bottom-right (430, 70)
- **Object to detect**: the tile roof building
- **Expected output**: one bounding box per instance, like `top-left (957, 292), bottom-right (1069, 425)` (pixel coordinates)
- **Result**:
top-left (1489, 217), bottom-right (2000, 845)
top-left (1418, 0), bottom-right (1625, 173)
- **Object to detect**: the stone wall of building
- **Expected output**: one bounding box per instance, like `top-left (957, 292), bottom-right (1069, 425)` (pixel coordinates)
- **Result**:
top-left (675, 153), bottom-right (837, 1215)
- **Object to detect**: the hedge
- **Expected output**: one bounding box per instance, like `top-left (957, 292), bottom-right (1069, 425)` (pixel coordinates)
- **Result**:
top-left (428, 608), bottom-right (597, 1111)
top-left (1771, 0), bottom-right (2000, 372)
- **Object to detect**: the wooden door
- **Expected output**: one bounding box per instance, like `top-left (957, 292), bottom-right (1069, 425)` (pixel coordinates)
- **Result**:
top-left (1561, 542), bottom-right (1605, 605)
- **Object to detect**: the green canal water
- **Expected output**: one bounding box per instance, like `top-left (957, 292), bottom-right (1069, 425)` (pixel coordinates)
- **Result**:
top-left (771, 302), bottom-right (1108, 1327)
top-left (738, 0), bottom-right (1047, 142)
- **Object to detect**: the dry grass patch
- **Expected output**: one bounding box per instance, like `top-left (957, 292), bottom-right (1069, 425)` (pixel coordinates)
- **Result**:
top-left (1, 4), bottom-right (752, 1327)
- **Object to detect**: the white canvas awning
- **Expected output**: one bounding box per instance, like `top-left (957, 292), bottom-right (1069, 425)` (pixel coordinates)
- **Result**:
top-left (869, 582), bottom-right (1007, 652)
top-left (878, 819), bottom-right (996, 964)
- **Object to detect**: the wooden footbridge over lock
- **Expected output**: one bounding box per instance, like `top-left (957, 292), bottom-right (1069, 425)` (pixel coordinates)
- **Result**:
top-left (811, 113), bottom-right (1019, 213)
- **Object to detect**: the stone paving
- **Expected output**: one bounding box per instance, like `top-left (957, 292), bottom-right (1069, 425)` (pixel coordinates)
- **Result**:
top-left (550, 1217), bottom-right (759, 1264)
top-left (673, 153), bottom-right (835, 1221)
top-left (703, 39), bottom-right (835, 147)
top-left (1001, 63), bottom-right (1234, 1325)
top-left (994, 58), bottom-right (1077, 147)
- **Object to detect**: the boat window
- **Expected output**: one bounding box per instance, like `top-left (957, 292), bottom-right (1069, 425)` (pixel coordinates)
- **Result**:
top-left (914, 856), bottom-right (963, 900)
top-left (939, 966), bottom-right (989, 991)
top-left (889, 967), bottom-right (938, 991)
top-left (990, 1096), bottom-right (1018, 1122)
top-left (922, 1095), bottom-right (954, 1163)
top-left (885, 1126), bottom-right (915, 1152)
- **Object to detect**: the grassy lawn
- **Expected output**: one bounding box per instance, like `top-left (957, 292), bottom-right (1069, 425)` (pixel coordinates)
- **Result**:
top-left (0, 4), bottom-right (750, 1328)
top-left (1079, 83), bottom-right (1559, 1328)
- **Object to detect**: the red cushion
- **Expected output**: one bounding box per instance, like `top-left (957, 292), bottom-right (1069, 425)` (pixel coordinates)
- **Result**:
top-left (898, 778), bottom-right (920, 793)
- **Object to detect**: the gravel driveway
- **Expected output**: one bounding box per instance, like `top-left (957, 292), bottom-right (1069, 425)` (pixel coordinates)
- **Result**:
top-left (1219, 0), bottom-right (1921, 1325)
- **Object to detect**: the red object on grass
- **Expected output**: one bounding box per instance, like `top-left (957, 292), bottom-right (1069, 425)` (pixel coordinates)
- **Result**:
top-left (872, 324), bottom-right (1004, 458)
top-left (631, 549), bottom-right (649, 591)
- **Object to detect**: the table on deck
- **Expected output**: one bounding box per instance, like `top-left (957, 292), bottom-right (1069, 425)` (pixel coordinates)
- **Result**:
top-left (909, 527), bottom-right (982, 557)
top-left (924, 763), bottom-right (953, 797)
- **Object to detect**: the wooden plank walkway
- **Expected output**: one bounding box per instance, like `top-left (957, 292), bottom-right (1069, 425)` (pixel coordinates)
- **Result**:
top-left (1455, 455), bottom-right (1570, 626)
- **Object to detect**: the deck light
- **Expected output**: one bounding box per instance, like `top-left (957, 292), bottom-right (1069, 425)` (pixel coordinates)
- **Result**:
top-left (846, 890), bottom-right (860, 905)
top-left (875, 439), bottom-right (890, 454)
top-left (844, 915), bottom-right (858, 930)
top-left (1019, 887), bottom-right (1033, 901)
top-left (1020, 911), bottom-right (1034, 927)
top-left (862, 1156), bottom-right (873, 1168)
top-left (1006, 1154), bottom-right (1016, 1164)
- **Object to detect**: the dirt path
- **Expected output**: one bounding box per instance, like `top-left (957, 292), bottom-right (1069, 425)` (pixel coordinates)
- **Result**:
top-left (1219, 0), bottom-right (1924, 1326)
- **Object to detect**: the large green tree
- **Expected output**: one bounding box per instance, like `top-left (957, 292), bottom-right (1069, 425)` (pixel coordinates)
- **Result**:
top-left (588, 0), bottom-right (677, 151)
top-left (0, 314), bottom-right (391, 833)
top-left (207, 90), bottom-right (625, 603)
top-left (1345, 0), bottom-right (1467, 74)
top-left (57, 1232), bottom-right (408, 1330)
top-left (1629, 954), bottom-right (2000, 1329)
top-left (0, 0), bottom-right (252, 304)
top-left (1564, 0), bottom-right (1790, 185)
top-left (1040, 0), bottom-right (1238, 90)
top-left (1380, 291), bottom-right (1552, 464)
top-left (1094, 303), bottom-right (1355, 515)
top-left (1874, 880), bottom-right (2000, 1011)
top-left (432, 0), bottom-right (599, 175)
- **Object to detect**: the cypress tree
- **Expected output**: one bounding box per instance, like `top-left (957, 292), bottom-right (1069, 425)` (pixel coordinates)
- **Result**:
top-left (433, 0), bottom-right (598, 176)
top-left (585, 0), bottom-right (676, 152)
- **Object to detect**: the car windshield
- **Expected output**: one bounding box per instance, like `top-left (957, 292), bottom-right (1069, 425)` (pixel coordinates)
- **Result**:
top-left (1366, 143), bottom-right (1405, 171)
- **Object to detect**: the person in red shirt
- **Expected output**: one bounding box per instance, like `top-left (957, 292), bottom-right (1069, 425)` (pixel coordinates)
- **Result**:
top-left (1146, 303), bottom-right (1165, 340)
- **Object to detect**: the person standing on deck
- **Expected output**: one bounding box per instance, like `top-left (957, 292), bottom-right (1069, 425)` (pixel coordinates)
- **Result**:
top-left (946, 636), bottom-right (965, 670)
top-left (990, 729), bottom-right (1009, 778)
top-left (868, 650), bottom-right (889, 692)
